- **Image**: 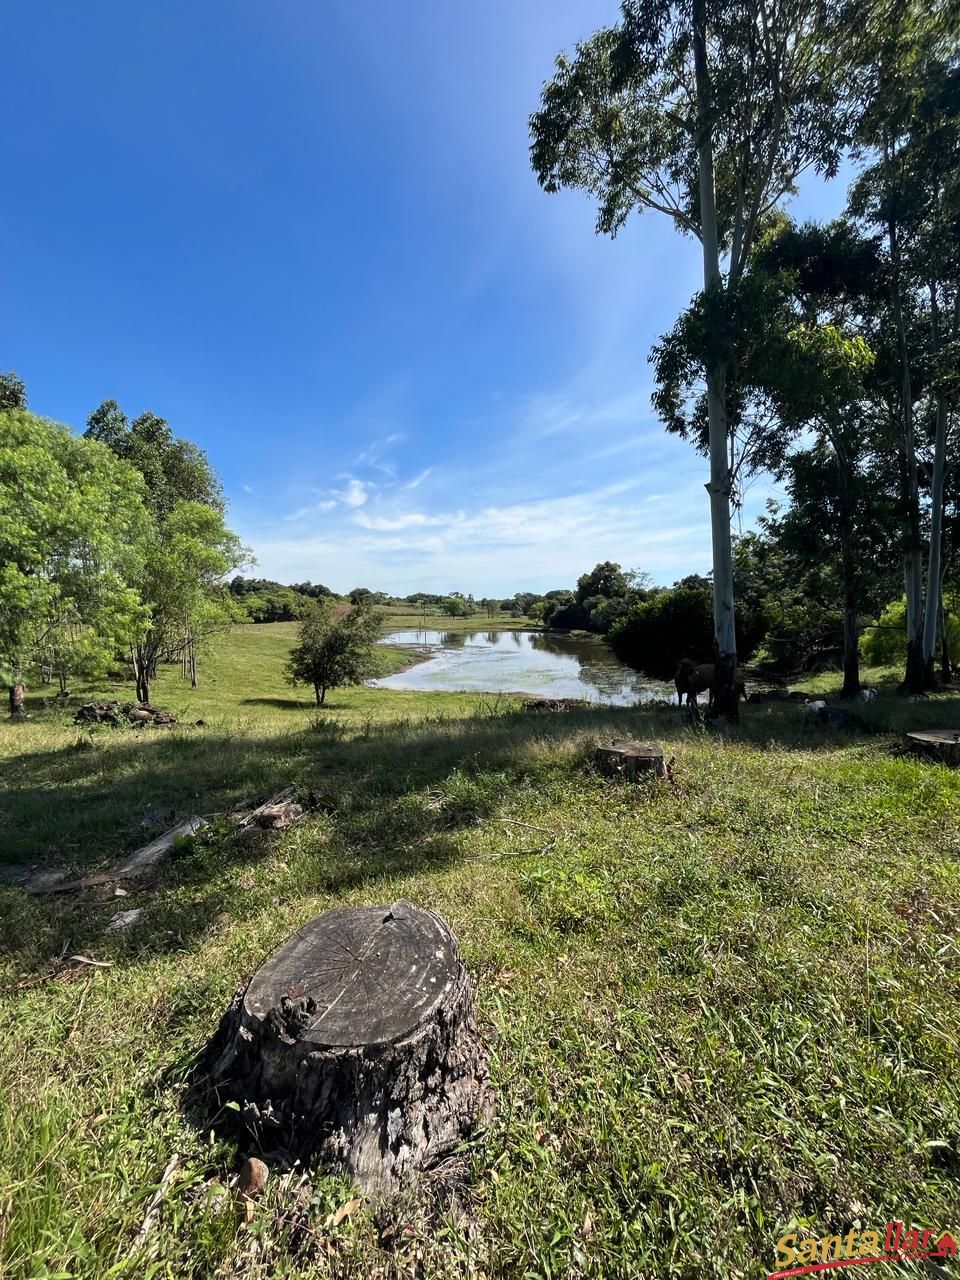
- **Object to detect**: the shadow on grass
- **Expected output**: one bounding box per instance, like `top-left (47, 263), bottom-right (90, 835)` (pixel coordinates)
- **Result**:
top-left (5, 688), bottom-right (960, 976)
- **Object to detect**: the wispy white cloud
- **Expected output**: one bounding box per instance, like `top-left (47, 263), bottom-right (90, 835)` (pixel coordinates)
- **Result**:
top-left (243, 472), bottom-right (714, 596)
top-left (353, 510), bottom-right (457, 531)
top-left (354, 433), bottom-right (408, 477)
top-left (515, 388), bottom-right (653, 442)
top-left (284, 499), bottom-right (337, 522)
top-left (241, 482), bottom-right (255, 495)
top-left (403, 467), bottom-right (434, 490)
top-left (330, 477), bottom-right (370, 508)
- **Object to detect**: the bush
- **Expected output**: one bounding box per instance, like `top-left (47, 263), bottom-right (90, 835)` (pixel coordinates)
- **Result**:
top-left (609, 586), bottom-right (714, 678)
top-left (441, 596), bottom-right (474, 617)
top-left (285, 599), bottom-right (383, 705)
top-left (859, 595), bottom-right (960, 668)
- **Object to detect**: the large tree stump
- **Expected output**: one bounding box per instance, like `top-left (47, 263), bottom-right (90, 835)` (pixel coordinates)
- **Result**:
top-left (205, 901), bottom-right (492, 1197)
top-left (594, 740), bottom-right (666, 781)
top-left (905, 729), bottom-right (960, 766)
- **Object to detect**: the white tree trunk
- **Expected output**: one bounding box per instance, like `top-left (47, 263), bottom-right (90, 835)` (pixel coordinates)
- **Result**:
top-left (693, 0), bottom-right (737, 716)
top-left (922, 394), bottom-right (948, 674)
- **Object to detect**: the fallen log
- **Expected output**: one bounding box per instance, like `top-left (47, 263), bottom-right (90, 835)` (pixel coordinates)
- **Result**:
top-left (27, 816), bottom-right (205, 894)
top-left (74, 701), bottom-right (121, 725)
top-left (204, 901), bottom-right (493, 1197)
top-left (254, 801), bottom-right (304, 830)
top-left (24, 786), bottom-right (304, 897)
top-left (114, 816), bottom-right (205, 877)
top-left (73, 701), bottom-right (178, 727)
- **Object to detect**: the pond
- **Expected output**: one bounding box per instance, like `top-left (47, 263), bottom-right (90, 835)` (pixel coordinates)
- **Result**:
top-left (371, 629), bottom-right (673, 706)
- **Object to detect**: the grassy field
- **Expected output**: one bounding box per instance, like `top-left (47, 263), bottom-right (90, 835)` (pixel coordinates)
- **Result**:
top-left (377, 606), bottom-right (532, 631)
top-left (2, 624), bottom-right (959, 1279)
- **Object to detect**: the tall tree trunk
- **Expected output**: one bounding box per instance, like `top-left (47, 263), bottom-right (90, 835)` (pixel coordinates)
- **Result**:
top-left (921, 283), bottom-right (949, 688)
top-left (315, 684), bottom-right (326, 706)
top-left (132, 644), bottom-right (150, 703)
top-left (886, 201), bottom-right (924, 692)
top-left (693, 0), bottom-right (738, 720)
top-left (131, 645), bottom-right (149, 704)
top-left (8, 682), bottom-right (25, 718)
top-left (190, 635), bottom-right (198, 688)
top-left (939, 591), bottom-right (952, 682)
top-left (839, 508), bottom-right (861, 699)
top-left (922, 393), bottom-right (948, 686)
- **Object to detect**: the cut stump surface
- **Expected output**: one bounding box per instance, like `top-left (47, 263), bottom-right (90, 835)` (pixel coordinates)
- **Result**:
top-left (594, 740), bottom-right (666, 782)
top-left (205, 901), bottom-right (492, 1196)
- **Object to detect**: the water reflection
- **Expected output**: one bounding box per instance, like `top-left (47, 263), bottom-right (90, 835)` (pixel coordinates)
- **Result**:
top-left (371, 629), bottom-right (672, 706)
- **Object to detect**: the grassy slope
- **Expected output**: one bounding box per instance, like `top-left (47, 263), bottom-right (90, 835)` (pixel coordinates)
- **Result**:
top-left (1, 625), bottom-right (959, 1279)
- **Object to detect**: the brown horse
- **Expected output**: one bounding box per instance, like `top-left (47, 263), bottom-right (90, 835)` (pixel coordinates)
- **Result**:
top-left (675, 658), bottom-right (745, 708)
top-left (675, 658), bottom-right (714, 708)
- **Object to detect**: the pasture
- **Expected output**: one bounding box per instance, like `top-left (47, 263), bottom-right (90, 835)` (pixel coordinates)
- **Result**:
top-left (1, 623), bottom-right (959, 1278)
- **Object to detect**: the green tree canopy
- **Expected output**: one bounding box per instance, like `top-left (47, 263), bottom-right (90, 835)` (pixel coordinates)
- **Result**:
top-left (85, 400), bottom-right (224, 521)
top-left (84, 398), bottom-right (243, 699)
top-left (0, 411), bottom-right (150, 708)
top-left (0, 371), bottom-right (27, 411)
top-left (130, 501), bottom-right (246, 702)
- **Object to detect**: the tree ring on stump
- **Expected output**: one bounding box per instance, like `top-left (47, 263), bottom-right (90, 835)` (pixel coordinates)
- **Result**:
top-left (204, 901), bottom-right (492, 1197)
top-left (244, 903), bottom-right (460, 1048)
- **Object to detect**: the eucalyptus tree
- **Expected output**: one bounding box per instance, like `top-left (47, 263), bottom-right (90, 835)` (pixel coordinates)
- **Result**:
top-left (530, 0), bottom-right (852, 715)
top-left (905, 61), bottom-right (960, 686)
top-left (750, 220), bottom-right (902, 695)
top-left (848, 3), bottom-right (960, 688)
top-left (85, 400), bottom-right (224, 519)
top-left (0, 371), bottom-right (26, 411)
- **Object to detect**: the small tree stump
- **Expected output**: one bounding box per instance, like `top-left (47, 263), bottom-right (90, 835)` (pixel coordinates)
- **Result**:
top-left (594, 740), bottom-right (666, 781)
top-left (205, 901), bottom-right (492, 1196)
top-left (905, 729), bottom-right (960, 766)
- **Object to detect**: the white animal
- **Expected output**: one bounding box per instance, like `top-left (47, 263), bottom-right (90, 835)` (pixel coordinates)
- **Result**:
top-left (805, 700), bottom-right (827, 713)
top-left (860, 688), bottom-right (877, 702)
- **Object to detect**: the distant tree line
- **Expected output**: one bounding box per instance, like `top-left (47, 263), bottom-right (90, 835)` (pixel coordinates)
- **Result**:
top-left (546, 533), bottom-right (960, 684)
top-left (228, 576), bottom-right (333, 623)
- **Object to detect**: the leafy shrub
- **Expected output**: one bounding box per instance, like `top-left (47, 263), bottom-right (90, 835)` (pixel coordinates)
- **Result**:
top-left (860, 595), bottom-right (960, 667)
top-left (609, 585), bottom-right (714, 678)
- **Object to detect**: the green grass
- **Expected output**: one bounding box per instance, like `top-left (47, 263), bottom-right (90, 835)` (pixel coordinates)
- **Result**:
top-left (377, 606), bottom-right (533, 631)
top-left (2, 626), bottom-right (960, 1278)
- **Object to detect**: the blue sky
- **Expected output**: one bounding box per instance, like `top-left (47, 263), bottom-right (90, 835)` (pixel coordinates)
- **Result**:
top-left (1, 1), bottom-right (847, 596)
